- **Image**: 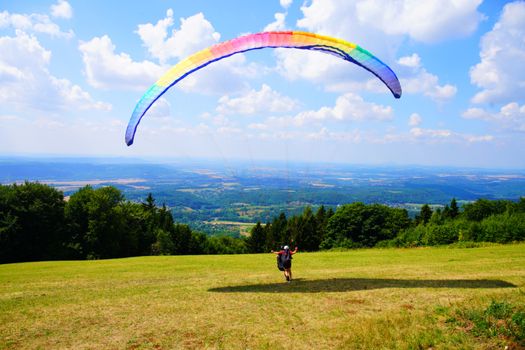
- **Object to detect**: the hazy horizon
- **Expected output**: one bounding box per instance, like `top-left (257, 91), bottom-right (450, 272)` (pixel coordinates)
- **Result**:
top-left (2, 154), bottom-right (525, 172)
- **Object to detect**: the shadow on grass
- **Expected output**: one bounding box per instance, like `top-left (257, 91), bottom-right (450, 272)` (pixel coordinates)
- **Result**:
top-left (208, 278), bottom-right (516, 293)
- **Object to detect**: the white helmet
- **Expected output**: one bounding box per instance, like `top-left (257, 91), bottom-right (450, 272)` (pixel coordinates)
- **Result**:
top-left (283, 245), bottom-right (289, 250)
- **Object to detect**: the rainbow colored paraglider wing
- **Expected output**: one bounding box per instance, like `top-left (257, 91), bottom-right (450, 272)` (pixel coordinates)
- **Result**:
top-left (125, 31), bottom-right (402, 146)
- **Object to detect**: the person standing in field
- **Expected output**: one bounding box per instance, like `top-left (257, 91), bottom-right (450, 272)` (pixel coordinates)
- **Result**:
top-left (271, 245), bottom-right (298, 282)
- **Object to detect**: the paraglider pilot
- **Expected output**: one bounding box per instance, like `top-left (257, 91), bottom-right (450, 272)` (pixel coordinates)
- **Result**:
top-left (271, 245), bottom-right (298, 282)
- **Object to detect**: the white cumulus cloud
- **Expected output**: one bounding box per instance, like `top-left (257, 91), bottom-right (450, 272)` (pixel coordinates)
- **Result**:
top-left (0, 10), bottom-right (73, 38)
top-left (264, 12), bottom-right (287, 31)
top-left (462, 107), bottom-right (492, 121)
top-left (410, 127), bottom-right (451, 139)
top-left (51, 0), bottom-right (73, 19)
top-left (397, 53), bottom-right (457, 101)
top-left (78, 34), bottom-right (265, 96)
top-left (216, 84), bottom-right (298, 115)
top-left (408, 113), bottom-right (422, 126)
top-left (470, 1), bottom-right (525, 104)
top-left (293, 93), bottom-right (393, 126)
top-left (408, 127), bottom-right (493, 144)
top-left (136, 10), bottom-right (220, 64)
top-left (297, 0), bottom-right (483, 44)
top-left (397, 53), bottom-right (421, 68)
top-left (280, 0), bottom-right (293, 9)
top-left (272, 0), bottom-right (480, 95)
top-left (132, 10), bottom-right (264, 95)
top-left (355, 0), bottom-right (484, 43)
top-left (0, 31), bottom-right (110, 112)
top-left (296, 0), bottom-right (483, 52)
top-left (78, 35), bottom-right (165, 90)
top-left (463, 102), bottom-right (525, 132)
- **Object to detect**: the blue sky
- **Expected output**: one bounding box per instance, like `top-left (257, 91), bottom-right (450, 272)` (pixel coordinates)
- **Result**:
top-left (1, 0), bottom-right (524, 168)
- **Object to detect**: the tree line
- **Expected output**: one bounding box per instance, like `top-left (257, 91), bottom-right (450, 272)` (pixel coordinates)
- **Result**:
top-left (248, 197), bottom-right (525, 251)
top-left (389, 198), bottom-right (525, 246)
top-left (1, 182), bottom-right (524, 263)
top-left (0, 182), bottom-right (246, 263)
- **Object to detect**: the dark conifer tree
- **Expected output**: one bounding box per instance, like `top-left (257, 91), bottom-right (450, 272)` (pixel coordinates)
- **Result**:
top-left (416, 204), bottom-right (433, 225)
top-left (248, 222), bottom-right (266, 253)
top-left (450, 198), bottom-right (459, 218)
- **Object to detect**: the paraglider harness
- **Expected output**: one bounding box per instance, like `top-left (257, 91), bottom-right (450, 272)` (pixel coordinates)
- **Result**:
top-left (277, 248), bottom-right (292, 271)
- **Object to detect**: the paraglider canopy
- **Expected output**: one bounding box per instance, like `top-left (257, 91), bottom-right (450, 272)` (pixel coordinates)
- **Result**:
top-left (125, 31), bottom-right (402, 146)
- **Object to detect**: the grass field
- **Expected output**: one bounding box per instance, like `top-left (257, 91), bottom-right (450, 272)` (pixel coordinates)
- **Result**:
top-left (1, 244), bottom-right (524, 349)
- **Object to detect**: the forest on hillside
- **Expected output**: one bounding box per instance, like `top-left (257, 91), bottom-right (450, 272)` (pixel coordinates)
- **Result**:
top-left (1, 182), bottom-right (524, 263)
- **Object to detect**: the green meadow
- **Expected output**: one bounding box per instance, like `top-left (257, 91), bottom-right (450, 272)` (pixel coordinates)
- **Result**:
top-left (1, 244), bottom-right (524, 349)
